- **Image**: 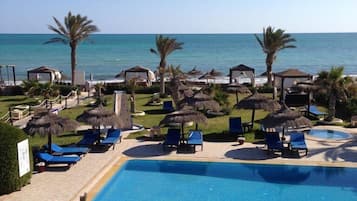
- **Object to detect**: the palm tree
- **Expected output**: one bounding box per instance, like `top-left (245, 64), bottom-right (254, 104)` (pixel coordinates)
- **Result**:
top-left (255, 26), bottom-right (296, 86)
top-left (45, 12), bottom-right (99, 86)
top-left (314, 66), bottom-right (351, 121)
top-left (150, 35), bottom-right (183, 96)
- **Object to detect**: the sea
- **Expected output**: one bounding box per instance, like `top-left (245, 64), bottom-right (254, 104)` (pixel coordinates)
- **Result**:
top-left (0, 33), bottom-right (356, 81)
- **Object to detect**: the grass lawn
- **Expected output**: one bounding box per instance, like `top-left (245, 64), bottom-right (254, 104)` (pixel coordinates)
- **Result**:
top-left (25, 92), bottom-right (329, 148)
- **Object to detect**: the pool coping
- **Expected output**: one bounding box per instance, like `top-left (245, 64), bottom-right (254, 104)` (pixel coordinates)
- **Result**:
top-left (83, 155), bottom-right (357, 201)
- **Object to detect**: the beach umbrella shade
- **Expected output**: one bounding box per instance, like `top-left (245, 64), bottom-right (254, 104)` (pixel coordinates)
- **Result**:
top-left (160, 108), bottom-right (207, 140)
top-left (198, 69), bottom-right (223, 83)
top-left (186, 66), bottom-right (202, 76)
top-left (236, 92), bottom-right (281, 127)
top-left (76, 105), bottom-right (121, 128)
top-left (260, 105), bottom-right (312, 135)
top-left (179, 91), bottom-right (221, 112)
top-left (226, 83), bottom-right (251, 105)
top-left (24, 109), bottom-right (79, 153)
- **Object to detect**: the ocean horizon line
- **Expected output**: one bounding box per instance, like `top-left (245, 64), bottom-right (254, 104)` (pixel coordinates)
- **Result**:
top-left (1, 32), bottom-right (357, 35)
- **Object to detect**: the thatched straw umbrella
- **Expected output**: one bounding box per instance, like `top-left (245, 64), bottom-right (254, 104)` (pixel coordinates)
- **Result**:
top-left (24, 109), bottom-right (79, 153)
top-left (199, 69), bottom-right (223, 83)
top-left (76, 105), bottom-right (120, 129)
top-left (236, 92), bottom-right (281, 128)
top-left (261, 105), bottom-right (312, 136)
top-left (179, 92), bottom-right (221, 112)
top-left (226, 83), bottom-right (251, 105)
top-left (186, 66), bottom-right (202, 76)
top-left (160, 108), bottom-right (207, 140)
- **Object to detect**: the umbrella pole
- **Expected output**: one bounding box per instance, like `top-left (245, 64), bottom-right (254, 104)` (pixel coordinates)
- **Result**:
top-left (235, 90), bottom-right (239, 106)
top-left (181, 123), bottom-right (185, 143)
top-left (251, 108), bottom-right (256, 128)
top-left (48, 133), bottom-right (52, 154)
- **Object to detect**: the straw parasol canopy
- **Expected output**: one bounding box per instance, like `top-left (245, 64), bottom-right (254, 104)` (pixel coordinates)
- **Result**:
top-left (24, 109), bottom-right (79, 153)
top-left (260, 105), bottom-right (312, 130)
top-left (160, 108), bottom-right (207, 139)
top-left (76, 105), bottom-right (120, 128)
top-left (198, 69), bottom-right (223, 82)
top-left (236, 92), bottom-right (281, 127)
top-left (115, 70), bottom-right (125, 78)
top-left (226, 83), bottom-right (252, 105)
top-left (186, 66), bottom-right (202, 76)
top-left (179, 92), bottom-right (221, 112)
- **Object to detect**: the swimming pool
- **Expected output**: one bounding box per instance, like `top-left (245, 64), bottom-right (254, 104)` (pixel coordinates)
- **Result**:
top-left (93, 160), bottom-right (357, 201)
top-left (308, 129), bottom-right (352, 140)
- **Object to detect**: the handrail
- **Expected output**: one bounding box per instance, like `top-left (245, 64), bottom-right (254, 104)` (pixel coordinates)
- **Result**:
top-left (7, 90), bottom-right (77, 124)
top-left (0, 111), bottom-right (10, 123)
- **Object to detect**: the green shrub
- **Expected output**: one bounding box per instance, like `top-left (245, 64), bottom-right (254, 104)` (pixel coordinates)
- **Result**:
top-left (56, 84), bottom-right (76, 96)
top-left (257, 84), bottom-right (274, 93)
top-left (0, 123), bottom-right (32, 195)
top-left (346, 98), bottom-right (357, 117)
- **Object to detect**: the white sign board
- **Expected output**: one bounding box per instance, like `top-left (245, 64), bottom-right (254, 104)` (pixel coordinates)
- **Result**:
top-left (17, 139), bottom-right (30, 177)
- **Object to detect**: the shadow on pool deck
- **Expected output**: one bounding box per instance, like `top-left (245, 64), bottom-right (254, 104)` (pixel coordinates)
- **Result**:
top-left (123, 143), bottom-right (171, 158)
top-left (307, 140), bottom-right (357, 163)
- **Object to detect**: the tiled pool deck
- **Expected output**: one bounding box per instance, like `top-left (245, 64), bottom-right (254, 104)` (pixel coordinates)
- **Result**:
top-left (1, 126), bottom-right (356, 201)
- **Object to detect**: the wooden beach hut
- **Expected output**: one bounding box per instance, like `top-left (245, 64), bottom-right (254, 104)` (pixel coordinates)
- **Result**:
top-left (124, 66), bottom-right (155, 87)
top-left (229, 64), bottom-right (255, 87)
top-left (27, 66), bottom-right (62, 83)
top-left (273, 69), bottom-right (313, 104)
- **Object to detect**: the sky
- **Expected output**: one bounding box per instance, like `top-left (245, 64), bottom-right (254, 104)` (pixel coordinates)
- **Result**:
top-left (0, 0), bottom-right (356, 34)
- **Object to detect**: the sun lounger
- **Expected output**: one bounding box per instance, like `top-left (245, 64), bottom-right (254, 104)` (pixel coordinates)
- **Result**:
top-left (36, 152), bottom-right (80, 166)
top-left (77, 130), bottom-right (100, 146)
top-left (163, 128), bottom-right (181, 150)
top-left (289, 131), bottom-right (308, 156)
top-left (187, 130), bottom-right (203, 151)
top-left (229, 117), bottom-right (244, 137)
top-left (46, 143), bottom-right (89, 156)
top-left (163, 101), bottom-right (175, 112)
top-left (308, 105), bottom-right (326, 119)
top-left (99, 129), bottom-right (122, 150)
top-left (265, 132), bottom-right (284, 154)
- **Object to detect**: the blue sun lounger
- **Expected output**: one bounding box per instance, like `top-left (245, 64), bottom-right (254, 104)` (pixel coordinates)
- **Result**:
top-left (163, 101), bottom-right (175, 112)
top-left (308, 105), bottom-right (327, 119)
top-left (289, 131), bottom-right (308, 156)
top-left (99, 129), bottom-right (122, 150)
top-left (265, 132), bottom-right (284, 154)
top-left (187, 130), bottom-right (203, 151)
top-left (46, 143), bottom-right (90, 156)
top-left (77, 130), bottom-right (100, 146)
top-left (163, 128), bottom-right (181, 150)
top-left (36, 152), bottom-right (80, 166)
top-left (229, 117), bottom-right (244, 137)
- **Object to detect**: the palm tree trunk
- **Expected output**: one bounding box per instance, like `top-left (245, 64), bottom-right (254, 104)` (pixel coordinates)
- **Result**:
top-left (70, 44), bottom-right (77, 86)
top-left (266, 54), bottom-right (274, 87)
top-left (327, 94), bottom-right (336, 121)
top-left (159, 60), bottom-right (166, 96)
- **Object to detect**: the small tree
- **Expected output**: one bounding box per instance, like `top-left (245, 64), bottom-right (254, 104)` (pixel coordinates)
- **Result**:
top-left (255, 26), bottom-right (296, 86)
top-left (150, 35), bottom-right (183, 96)
top-left (314, 66), bottom-right (352, 121)
top-left (46, 12), bottom-right (99, 86)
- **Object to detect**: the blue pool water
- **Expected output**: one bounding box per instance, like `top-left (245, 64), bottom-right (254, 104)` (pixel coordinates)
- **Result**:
top-left (308, 129), bottom-right (352, 140)
top-left (93, 160), bottom-right (357, 201)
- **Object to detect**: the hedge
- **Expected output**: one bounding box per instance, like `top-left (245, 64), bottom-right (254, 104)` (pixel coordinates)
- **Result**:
top-left (0, 122), bottom-right (32, 195)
